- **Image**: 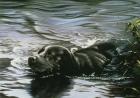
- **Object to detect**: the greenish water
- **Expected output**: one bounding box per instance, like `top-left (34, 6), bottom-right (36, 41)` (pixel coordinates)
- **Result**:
top-left (0, 0), bottom-right (140, 98)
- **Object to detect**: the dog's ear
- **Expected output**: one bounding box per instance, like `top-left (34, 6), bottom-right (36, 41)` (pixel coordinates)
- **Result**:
top-left (70, 47), bottom-right (78, 53)
top-left (38, 46), bottom-right (46, 54)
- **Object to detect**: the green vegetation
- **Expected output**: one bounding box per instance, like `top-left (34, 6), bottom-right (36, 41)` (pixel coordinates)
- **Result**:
top-left (133, 60), bottom-right (140, 75)
top-left (127, 18), bottom-right (140, 42)
top-left (127, 18), bottom-right (140, 76)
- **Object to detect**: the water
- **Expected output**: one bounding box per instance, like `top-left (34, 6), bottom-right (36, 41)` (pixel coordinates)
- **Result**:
top-left (0, 0), bottom-right (140, 98)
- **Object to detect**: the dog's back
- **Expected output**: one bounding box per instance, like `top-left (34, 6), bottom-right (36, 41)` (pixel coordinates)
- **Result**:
top-left (73, 42), bottom-right (118, 75)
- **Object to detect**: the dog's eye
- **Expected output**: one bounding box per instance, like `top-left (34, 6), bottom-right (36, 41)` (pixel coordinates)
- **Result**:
top-left (59, 50), bottom-right (64, 55)
top-left (46, 55), bottom-right (54, 61)
top-left (56, 57), bottom-right (61, 61)
top-left (51, 52), bottom-right (56, 56)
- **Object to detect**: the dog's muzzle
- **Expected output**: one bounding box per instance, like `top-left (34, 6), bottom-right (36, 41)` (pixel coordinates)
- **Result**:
top-left (28, 56), bottom-right (37, 66)
top-left (28, 56), bottom-right (42, 72)
top-left (28, 55), bottom-right (56, 74)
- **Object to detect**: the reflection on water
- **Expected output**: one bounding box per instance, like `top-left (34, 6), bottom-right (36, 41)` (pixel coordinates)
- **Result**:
top-left (0, 0), bottom-right (140, 98)
top-left (30, 76), bottom-right (71, 98)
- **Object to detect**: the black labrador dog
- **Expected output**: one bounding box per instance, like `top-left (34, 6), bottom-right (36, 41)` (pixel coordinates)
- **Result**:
top-left (28, 40), bottom-right (128, 76)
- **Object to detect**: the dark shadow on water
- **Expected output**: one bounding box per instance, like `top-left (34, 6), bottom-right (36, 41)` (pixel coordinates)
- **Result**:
top-left (109, 78), bottom-right (140, 98)
top-left (29, 75), bottom-right (140, 98)
top-left (30, 75), bottom-right (72, 98)
top-left (0, 93), bottom-right (17, 98)
top-left (0, 58), bottom-right (12, 70)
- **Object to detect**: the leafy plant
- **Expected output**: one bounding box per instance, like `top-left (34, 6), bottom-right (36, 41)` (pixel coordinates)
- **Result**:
top-left (127, 18), bottom-right (140, 42)
top-left (127, 18), bottom-right (140, 75)
top-left (133, 60), bottom-right (140, 75)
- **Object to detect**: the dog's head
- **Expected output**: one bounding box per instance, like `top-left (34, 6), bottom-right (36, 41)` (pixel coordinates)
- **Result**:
top-left (28, 45), bottom-right (74, 75)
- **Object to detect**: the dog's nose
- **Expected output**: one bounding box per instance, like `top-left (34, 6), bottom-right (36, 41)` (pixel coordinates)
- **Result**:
top-left (28, 56), bottom-right (36, 66)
